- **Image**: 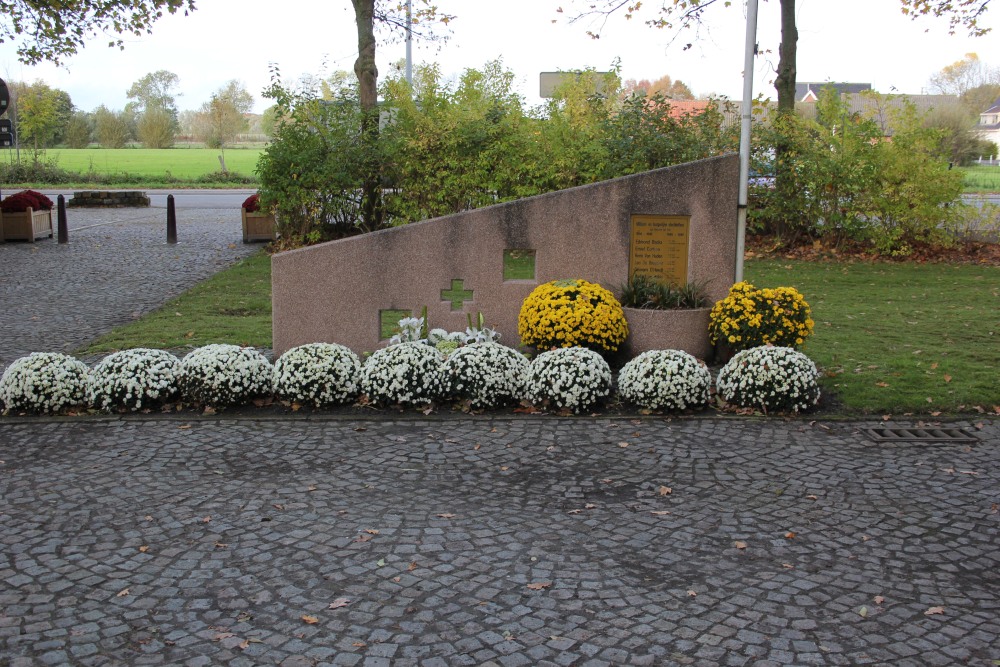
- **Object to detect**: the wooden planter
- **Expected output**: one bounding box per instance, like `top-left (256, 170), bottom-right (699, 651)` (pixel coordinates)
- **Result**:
top-left (1, 207), bottom-right (53, 243)
top-left (623, 306), bottom-right (713, 361)
top-left (241, 209), bottom-right (277, 243)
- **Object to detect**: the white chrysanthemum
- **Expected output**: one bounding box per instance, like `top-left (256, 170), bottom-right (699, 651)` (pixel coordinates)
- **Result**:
top-left (0, 352), bottom-right (89, 414)
top-left (525, 346), bottom-right (611, 414)
top-left (442, 342), bottom-right (529, 409)
top-left (360, 342), bottom-right (444, 407)
top-left (88, 349), bottom-right (181, 412)
top-left (716, 346), bottom-right (821, 413)
top-left (179, 344), bottom-right (273, 407)
top-left (273, 343), bottom-right (360, 407)
top-left (618, 349), bottom-right (711, 411)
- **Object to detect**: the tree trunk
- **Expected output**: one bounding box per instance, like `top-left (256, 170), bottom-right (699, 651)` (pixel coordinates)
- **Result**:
top-left (352, 0), bottom-right (383, 232)
top-left (772, 0), bottom-right (798, 238)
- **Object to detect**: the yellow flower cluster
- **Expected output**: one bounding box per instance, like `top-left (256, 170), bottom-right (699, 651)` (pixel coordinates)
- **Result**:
top-left (708, 281), bottom-right (814, 351)
top-left (518, 279), bottom-right (629, 354)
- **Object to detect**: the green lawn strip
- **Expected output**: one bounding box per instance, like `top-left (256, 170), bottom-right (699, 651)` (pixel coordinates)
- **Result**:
top-left (75, 252), bottom-right (272, 355)
top-left (744, 259), bottom-right (1000, 414)
top-left (3, 147), bottom-right (264, 180)
top-left (959, 165), bottom-right (1000, 193)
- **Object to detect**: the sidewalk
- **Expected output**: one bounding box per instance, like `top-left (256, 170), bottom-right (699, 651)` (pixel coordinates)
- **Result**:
top-left (0, 208), bottom-right (259, 372)
top-left (1, 416), bottom-right (997, 666)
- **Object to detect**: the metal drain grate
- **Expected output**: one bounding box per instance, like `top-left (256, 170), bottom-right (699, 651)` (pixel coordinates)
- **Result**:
top-left (865, 427), bottom-right (979, 444)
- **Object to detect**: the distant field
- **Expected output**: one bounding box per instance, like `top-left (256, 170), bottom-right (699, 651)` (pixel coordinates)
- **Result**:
top-left (1, 147), bottom-right (264, 179)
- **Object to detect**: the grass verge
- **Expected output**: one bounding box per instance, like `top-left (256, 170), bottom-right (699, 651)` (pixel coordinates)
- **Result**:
top-left (76, 252), bottom-right (271, 354)
top-left (3, 147), bottom-right (264, 179)
top-left (75, 254), bottom-right (999, 416)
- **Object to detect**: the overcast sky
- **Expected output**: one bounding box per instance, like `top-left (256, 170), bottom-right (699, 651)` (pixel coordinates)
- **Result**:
top-left (2, 0), bottom-right (999, 115)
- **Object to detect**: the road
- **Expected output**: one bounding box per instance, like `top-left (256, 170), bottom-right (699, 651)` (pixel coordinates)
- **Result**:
top-left (32, 188), bottom-right (256, 209)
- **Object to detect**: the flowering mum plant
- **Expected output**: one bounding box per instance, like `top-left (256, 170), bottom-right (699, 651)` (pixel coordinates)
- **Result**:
top-left (617, 349), bottom-right (711, 411)
top-left (708, 281), bottom-right (814, 352)
top-left (518, 279), bottom-right (628, 355)
top-left (242, 193), bottom-right (261, 212)
top-left (178, 344), bottom-right (273, 407)
top-left (0, 352), bottom-right (89, 414)
top-left (88, 349), bottom-right (181, 412)
top-left (273, 343), bottom-right (360, 407)
top-left (0, 189), bottom-right (54, 213)
top-left (442, 342), bottom-right (529, 409)
top-left (360, 342), bottom-right (444, 407)
top-left (716, 346), bottom-right (821, 414)
top-left (524, 346), bottom-right (612, 414)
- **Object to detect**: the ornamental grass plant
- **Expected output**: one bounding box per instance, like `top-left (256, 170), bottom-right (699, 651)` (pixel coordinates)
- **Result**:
top-left (518, 279), bottom-right (628, 355)
top-left (0, 352), bottom-right (89, 414)
top-left (708, 281), bottom-right (814, 352)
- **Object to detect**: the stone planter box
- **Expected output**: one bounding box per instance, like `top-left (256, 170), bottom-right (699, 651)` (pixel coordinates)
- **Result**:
top-left (1, 207), bottom-right (53, 243)
top-left (241, 209), bottom-right (277, 243)
top-left (623, 306), bottom-right (713, 360)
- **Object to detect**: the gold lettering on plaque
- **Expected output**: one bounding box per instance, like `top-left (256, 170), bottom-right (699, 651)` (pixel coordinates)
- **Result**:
top-left (629, 215), bottom-right (690, 286)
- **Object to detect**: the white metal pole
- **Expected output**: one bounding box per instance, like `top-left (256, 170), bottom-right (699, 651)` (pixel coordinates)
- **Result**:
top-left (735, 0), bottom-right (759, 283)
top-left (405, 0), bottom-right (413, 87)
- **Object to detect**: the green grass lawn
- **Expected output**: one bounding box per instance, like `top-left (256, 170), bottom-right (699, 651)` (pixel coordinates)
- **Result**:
top-left (77, 254), bottom-right (1000, 416)
top-left (2, 147), bottom-right (263, 180)
top-left (744, 260), bottom-right (999, 415)
top-left (960, 165), bottom-right (1000, 193)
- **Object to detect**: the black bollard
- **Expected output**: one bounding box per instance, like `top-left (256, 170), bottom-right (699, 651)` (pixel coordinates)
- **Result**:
top-left (166, 194), bottom-right (177, 244)
top-left (57, 194), bottom-right (68, 244)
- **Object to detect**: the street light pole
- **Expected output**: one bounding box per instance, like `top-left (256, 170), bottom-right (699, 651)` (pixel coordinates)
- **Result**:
top-left (736, 0), bottom-right (759, 283)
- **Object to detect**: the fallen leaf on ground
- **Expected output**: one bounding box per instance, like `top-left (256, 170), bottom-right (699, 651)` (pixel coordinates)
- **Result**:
top-left (352, 641), bottom-right (367, 648)
top-left (785, 532), bottom-right (796, 539)
top-left (618, 442), bottom-right (630, 448)
top-left (138, 546), bottom-right (149, 553)
top-left (806, 495), bottom-right (819, 500)
top-left (202, 406), bottom-right (216, 416)
top-left (527, 582), bottom-right (552, 590)
top-left (924, 606), bottom-right (945, 616)
top-left (943, 375), bottom-right (952, 383)
top-left (859, 606), bottom-right (868, 618)
top-left (874, 595), bottom-right (885, 605)
top-left (876, 382), bottom-right (889, 388)
top-left (437, 513), bottom-right (456, 519)
top-left (734, 541), bottom-right (748, 550)
top-left (364, 528), bottom-right (380, 535)
top-left (650, 511), bottom-right (671, 516)
top-left (659, 486), bottom-right (672, 496)
top-left (687, 590), bottom-right (697, 597)
top-left (116, 588), bottom-right (130, 597)
top-left (301, 615), bottom-right (319, 624)
top-left (328, 598), bottom-right (351, 609)
top-left (408, 562), bottom-right (418, 571)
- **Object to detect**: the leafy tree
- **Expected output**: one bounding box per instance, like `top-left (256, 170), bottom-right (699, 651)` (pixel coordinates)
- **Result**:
top-left (0, 0), bottom-right (195, 65)
top-left (622, 74), bottom-right (694, 100)
top-left (194, 80), bottom-right (254, 170)
top-left (10, 80), bottom-right (71, 153)
top-left (928, 52), bottom-right (1000, 114)
top-left (136, 106), bottom-right (176, 148)
top-left (64, 111), bottom-right (93, 148)
top-left (93, 105), bottom-right (132, 148)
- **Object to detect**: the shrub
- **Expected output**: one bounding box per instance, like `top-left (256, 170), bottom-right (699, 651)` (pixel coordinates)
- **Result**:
top-left (1, 189), bottom-right (54, 213)
top-left (716, 346), bottom-right (821, 413)
top-left (441, 342), bottom-right (529, 409)
top-left (273, 343), bottom-right (360, 407)
top-left (524, 346), bottom-right (612, 414)
top-left (0, 352), bottom-right (89, 414)
top-left (518, 279), bottom-right (629, 355)
top-left (708, 281), bottom-right (814, 352)
top-left (360, 342), bottom-right (444, 407)
top-left (88, 349), bottom-right (181, 412)
top-left (617, 349), bottom-right (711, 411)
top-left (178, 344), bottom-right (273, 407)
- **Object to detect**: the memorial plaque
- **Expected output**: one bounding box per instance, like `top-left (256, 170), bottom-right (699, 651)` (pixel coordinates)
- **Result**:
top-left (629, 215), bottom-right (690, 286)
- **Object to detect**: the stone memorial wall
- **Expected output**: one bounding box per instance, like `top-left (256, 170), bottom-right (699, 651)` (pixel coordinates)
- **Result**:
top-left (272, 154), bottom-right (739, 356)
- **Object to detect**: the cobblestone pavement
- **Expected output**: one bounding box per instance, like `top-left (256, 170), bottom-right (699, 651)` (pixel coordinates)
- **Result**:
top-left (1, 416), bottom-right (997, 666)
top-left (0, 208), bottom-right (259, 372)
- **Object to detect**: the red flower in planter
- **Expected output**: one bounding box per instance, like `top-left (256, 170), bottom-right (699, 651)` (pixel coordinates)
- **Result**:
top-left (1, 189), bottom-right (54, 213)
top-left (242, 193), bottom-right (260, 213)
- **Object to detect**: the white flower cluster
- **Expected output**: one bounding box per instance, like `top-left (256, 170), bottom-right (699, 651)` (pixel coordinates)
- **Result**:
top-left (361, 342), bottom-right (444, 407)
top-left (525, 346), bottom-right (612, 414)
top-left (273, 343), bottom-right (361, 407)
top-left (617, 349), bottom-right (711, 411)
top-left (442, 342), bottom-right (529, 409)
top-left (88, 348), bottom-right (181, 412)
top-left (0, 352), bottom-right (90, 414)
top-left (389, 317), bottom-right (427, 345)
top-left (179, 344), bottom-right (273, 407)
top-left (390, 317), bottom-right (501, 354)
top-left (717, 345), bottom-right (821, 413)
